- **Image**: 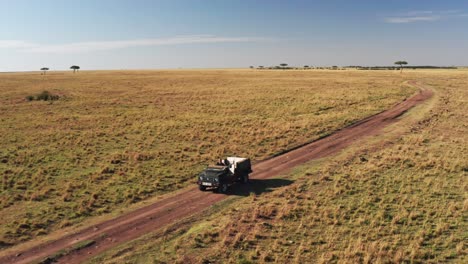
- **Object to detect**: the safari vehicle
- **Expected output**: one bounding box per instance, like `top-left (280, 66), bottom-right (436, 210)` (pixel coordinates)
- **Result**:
top-left (197, 157), bottom-right (252, 193)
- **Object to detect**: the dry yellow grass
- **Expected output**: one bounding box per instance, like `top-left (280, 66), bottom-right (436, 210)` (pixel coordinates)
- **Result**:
top-left (86, 70), bottom-right (467, 263)
top-left (0, 69), bottom-right (415, 247)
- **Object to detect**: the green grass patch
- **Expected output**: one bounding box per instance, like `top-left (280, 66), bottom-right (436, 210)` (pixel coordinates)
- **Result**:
top-left (85, 70), bottom-right (467, 263)
top-left (0, 70), bottom-right (417, 247)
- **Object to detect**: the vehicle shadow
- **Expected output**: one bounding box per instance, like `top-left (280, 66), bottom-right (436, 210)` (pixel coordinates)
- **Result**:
top-left (227, 178), bottom-right (294, 197)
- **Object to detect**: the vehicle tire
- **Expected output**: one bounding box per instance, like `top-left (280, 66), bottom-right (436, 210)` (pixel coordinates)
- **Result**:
top-left (199, 185), bottom-right (207, 191)
top-left (242, 174), bottom-right (249, 184)
top-left (218, 183), bottom-right (228, 194)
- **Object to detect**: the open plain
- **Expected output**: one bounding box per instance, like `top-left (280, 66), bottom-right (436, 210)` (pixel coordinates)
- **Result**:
top-left (88, 69), bottom-right (467, 264)
top-left (0, 69), bottom-right (466, 263)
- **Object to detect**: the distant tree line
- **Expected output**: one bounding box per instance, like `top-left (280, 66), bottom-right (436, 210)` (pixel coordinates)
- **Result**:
top-left (347, 66), bottom-right (457, 70)
top-left (251, 63), bottom-right (345, 70)
top-left (250, 61), bottom-right (458, 71)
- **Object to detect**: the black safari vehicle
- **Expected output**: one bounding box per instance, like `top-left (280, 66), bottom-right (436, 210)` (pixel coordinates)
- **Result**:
top-left (197, 157), bottom-right (252, 193)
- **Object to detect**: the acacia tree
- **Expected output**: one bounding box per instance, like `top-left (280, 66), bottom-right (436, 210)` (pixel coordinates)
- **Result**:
top-left (394, 61), bottom-right (408, 73)
top-left (40, 67), bottom-right (49, 75)
top-left (70, 65), bottom-right (80, 73)
top-left (280, 63), bottom-right (288, 69)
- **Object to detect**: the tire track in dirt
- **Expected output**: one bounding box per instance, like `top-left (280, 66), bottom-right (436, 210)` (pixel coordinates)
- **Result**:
top-left (0, 81), bottom-right (433, 264)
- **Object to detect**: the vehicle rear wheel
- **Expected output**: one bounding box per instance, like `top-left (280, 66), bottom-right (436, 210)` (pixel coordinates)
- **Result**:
top-left (199, 185), bottom-right (207, 191)
top-left (242, 174), bottom-right (249, 183)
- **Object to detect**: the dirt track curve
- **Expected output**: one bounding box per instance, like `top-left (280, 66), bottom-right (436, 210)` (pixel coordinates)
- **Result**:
top-left (0, 81), bottom-right (433, 264)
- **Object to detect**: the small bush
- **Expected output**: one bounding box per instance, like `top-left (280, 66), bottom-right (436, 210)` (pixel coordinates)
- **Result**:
top-left (26, 91), bottom-right (60, 101)
top-left (36, 91), bottom-right (59, 101)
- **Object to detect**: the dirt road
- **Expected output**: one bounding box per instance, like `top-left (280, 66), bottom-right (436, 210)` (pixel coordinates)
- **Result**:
top-left (0, 81), bottom-right (433, 264)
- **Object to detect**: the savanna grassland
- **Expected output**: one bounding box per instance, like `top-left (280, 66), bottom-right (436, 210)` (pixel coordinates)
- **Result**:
top-left (0, 69), bottom-right (418, 248)
top-left (87, 70), bottom-right (467, 264)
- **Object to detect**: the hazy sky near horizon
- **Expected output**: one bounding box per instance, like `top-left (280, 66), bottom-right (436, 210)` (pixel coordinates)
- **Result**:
top-left (1, 0), bottom-right (468, 71)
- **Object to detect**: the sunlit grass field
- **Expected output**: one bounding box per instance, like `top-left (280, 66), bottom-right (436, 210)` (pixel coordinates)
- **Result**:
top-left (0, 69), bottom-right (417, 247)
top-left (86, 70), bottom-right (467, 263)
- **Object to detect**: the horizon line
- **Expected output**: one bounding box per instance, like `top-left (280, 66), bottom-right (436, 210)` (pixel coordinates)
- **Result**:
top-left (1, 65), bottom-right (467, 73)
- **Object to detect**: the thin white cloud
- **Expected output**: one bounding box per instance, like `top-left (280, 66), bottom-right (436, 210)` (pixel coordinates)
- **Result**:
top-left (0, 40), bottom-right (37, 49)
top-left (441, 10), bottom-right (463, 15)
top-left (385, 15), bottom-right (441, 23)
top-left (384, 10), bottom-right (467, 24)
top-left (0, 35), bottom-right (265, 53)
top-left (405, 10), bottom-right (434, 16)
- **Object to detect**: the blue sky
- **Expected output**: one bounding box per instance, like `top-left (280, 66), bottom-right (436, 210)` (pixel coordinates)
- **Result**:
top-left (1, 0), bottom-right (467, 71)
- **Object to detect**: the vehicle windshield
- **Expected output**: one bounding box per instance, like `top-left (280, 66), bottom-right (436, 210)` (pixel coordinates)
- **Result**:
top-left (204, 167), bottom-right (226, 177)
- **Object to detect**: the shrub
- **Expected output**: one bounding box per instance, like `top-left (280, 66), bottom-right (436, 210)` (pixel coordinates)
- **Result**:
top-left (36, 91), bottom-right (59, 101)
top-left (26, 91), bottom-right (60, 101)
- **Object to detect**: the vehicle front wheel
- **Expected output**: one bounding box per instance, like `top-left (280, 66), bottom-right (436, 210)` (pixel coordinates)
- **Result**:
top-left (199, 185), bottom-right (207, 191)
top-left (218, 183), bottom-right (228, 193)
